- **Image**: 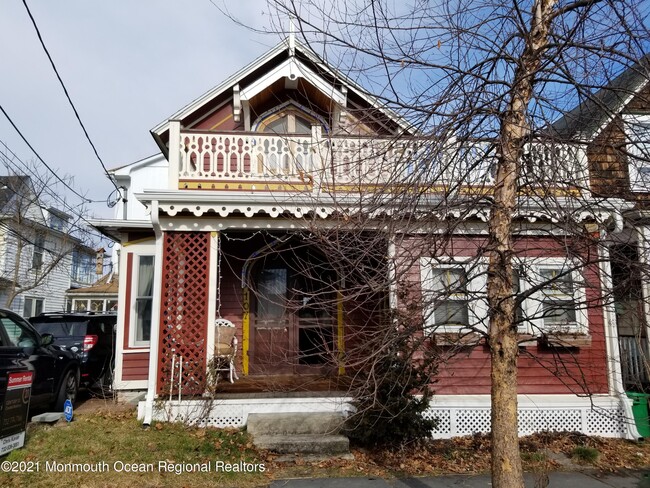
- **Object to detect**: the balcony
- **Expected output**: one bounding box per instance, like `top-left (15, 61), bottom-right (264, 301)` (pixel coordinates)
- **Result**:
top-left (169, 127), bottom-right (588, 194)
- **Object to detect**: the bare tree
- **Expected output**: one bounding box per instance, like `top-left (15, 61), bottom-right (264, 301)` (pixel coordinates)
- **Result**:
top-left (213, 1), bottom-right (650, 486)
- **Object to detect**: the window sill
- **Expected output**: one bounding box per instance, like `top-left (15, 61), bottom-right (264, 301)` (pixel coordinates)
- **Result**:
top-left (540, 332), bottom-right (592, 348)
top-left (433, 331), bottom-right (483, 347)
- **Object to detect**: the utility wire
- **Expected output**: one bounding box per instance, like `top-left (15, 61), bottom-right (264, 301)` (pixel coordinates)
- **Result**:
top-left (21, 0), bottom-right (121, 197)
top-left (0, 140), bottom-right (110, 242)
top-left (0, 104), bottom-right (95, 204)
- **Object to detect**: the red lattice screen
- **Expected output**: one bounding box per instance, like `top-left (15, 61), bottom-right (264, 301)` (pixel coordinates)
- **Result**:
top-left (157, 231), bottom-right (211, 395)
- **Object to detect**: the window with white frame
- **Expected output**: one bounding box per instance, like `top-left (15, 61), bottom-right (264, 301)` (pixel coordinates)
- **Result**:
top-left (133, 255), bottom-right (155, 346)
top-left (420, 258), bottom-right (488, 333)
top-left (515, 258), bottom-right (588, 336)
top-left (624, 114), bottom-right (650, 191)
top-left (23, 297), bottom-right (44, 318)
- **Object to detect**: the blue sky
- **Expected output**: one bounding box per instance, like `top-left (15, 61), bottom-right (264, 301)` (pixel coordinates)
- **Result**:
top-left (0, 0), bottom-right (274, 219)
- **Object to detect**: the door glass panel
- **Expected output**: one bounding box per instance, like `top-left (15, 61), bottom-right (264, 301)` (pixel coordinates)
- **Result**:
top-left (257, 268), bottom-right (287, 322)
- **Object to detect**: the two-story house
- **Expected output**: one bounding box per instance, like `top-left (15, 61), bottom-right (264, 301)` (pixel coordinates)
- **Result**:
top-left (92, 38), bottom-right (638, 438)
top-left (0, 175), bottom-right (96, 316)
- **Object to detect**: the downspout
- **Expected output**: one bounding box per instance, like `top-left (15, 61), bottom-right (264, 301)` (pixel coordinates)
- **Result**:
top-left (143, 200), bottom-right (164, 426)
top-left (600, 226), bottom-right (640, 439)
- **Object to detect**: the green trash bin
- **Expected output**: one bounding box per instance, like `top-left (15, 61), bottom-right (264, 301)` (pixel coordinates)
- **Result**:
top-left (626, 392), bottom-right (650, 437)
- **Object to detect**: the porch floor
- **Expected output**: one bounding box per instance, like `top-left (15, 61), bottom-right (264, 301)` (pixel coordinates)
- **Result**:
top-left (210, 374), bottom-right (352, 398)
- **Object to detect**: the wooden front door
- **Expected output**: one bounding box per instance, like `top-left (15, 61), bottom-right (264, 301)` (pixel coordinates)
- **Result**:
top-left (250, 256), bottom-right (336, 375)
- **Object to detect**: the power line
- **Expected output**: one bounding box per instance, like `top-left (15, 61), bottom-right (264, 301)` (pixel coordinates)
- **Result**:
top-left (21, 0), bottom-right (121, 196)
top-left (0, 103), bottom-right (95, 204)
top-left (0, 140), bottom-right (111, 242)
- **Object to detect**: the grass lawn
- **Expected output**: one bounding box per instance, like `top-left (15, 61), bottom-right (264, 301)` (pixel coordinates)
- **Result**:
top-left (1, 409), bottom-right (270, 488)
top-left (2, 406), bottom-right (650, 487)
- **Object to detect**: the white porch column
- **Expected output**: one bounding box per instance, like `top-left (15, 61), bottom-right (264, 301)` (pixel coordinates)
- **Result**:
top-left (168, 120), bottom-right (181, 190)
top-left (206, 232), bottom-right (219, 364)
top-left (600, 231), bottom-right (640, 439)
top-left (143, 201), bottom-right (164, 425)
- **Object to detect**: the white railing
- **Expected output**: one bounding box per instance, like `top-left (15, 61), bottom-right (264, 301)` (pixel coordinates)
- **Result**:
top-left (177, 131), bottom-right (586, 190)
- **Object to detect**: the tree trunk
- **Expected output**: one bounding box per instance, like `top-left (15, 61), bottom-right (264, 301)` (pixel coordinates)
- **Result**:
top-left (487, 1), bottom-right (556, 487)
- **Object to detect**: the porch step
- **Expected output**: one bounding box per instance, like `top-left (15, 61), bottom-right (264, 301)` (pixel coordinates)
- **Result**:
top-left (253, 434), bottom-right (350, 455)
top-left (247, 412), bottom-right (345, 436)
top-left (247, 412), bottom-right (350, 456)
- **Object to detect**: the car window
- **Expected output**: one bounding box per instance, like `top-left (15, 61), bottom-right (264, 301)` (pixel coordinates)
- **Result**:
top-left (32, 320), bottom-right (88, 337)
top-left (0, 316), bottom-right (37, 348)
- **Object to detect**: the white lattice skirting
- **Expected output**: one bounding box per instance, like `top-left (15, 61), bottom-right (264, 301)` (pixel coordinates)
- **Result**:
top-left (138, 394), bottom-right (640, 439)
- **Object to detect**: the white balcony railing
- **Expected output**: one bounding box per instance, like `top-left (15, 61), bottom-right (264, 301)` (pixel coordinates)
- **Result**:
top-left (176, 131), bottom-right (587, 191)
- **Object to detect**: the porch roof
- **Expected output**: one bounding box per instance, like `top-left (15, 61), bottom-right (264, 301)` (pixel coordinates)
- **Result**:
top-left (133, 190), bottom-right (629, 228)
top-left (88, 218), bottom-right (152, 242)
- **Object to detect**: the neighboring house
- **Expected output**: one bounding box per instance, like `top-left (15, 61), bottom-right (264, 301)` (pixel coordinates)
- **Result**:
top-left (92, 38), bottom-right (638, 438)
top-left (551, 57), bottom-right (650, 393)
top-left (65, 272), bottom-right (119, 313)
top-left (0, 176), bottom-right (96, 316)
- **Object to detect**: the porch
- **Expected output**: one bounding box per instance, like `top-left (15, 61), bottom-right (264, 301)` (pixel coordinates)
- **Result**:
top-left (154, 230), bottom-right (385, 400)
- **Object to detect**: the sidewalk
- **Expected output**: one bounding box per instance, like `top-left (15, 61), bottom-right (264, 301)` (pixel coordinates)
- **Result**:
top-left (269, 471), bottom-right (650, 487)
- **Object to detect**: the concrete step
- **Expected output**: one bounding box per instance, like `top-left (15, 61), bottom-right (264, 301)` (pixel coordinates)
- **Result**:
top-left (247, 412), bottom-right (346, 436)
top-left (253, 434), bottom-right (350, 455)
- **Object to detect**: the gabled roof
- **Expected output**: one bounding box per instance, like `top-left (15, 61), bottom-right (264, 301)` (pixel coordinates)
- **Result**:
top-left (150, 37), bottom-right (414, 153)
top-left (551, 55), bottom-right (650, 140)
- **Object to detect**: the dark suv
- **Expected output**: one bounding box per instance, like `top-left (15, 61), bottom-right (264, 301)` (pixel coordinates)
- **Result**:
top-left (0, 308), bottom-right (79, 411)
top-left (29, 312), bottom-right (116, 392)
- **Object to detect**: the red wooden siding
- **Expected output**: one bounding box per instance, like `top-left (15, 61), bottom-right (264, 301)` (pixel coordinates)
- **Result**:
top-left (157, 232), bottom-right (211, 395)
top-left (122, 352), bottom-right (150, 381)
top-left (398, 235), bottom-right (610, 396)
top-left (193, 104), bottom-right (243, 132)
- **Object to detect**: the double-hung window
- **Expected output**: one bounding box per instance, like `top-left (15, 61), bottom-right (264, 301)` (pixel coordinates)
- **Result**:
top-left (515, 258), bottom-right (588, 336)
top-left (421, 258), bottom-right (488, 334)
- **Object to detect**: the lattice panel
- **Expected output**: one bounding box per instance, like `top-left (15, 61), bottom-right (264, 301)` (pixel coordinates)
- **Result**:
top-left (424, 409), bottom-right (452, 434)
top-left (518, 409), bottom-right (582, 435)
top-left (157, 232), bottom-right (211, 395)
top-left (456, 409), bottom-right (492, 435)
top-left (587, 408), bottom-right (626, 436)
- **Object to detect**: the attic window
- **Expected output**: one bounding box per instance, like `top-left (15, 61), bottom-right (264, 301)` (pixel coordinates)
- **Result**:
top-left (253, 102), bottom-right (328, 135)
top-left (624, 114), bottom-right (650, 191)
top-left (259, 110), bottom-right (315, 135)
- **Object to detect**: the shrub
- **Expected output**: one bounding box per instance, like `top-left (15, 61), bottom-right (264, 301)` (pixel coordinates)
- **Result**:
top-left (346, 332), bottom-right (439, 447)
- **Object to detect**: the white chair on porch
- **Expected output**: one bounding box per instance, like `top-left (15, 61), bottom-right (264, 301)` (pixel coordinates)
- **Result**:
top-left (213, 318), bottom-right (239, 384)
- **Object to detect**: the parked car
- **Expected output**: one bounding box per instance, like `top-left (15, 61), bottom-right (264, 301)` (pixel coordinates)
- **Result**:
top-left (0, 308), bottom-right (79, 411)
top-left (29, 312), bottom-right (116, 392)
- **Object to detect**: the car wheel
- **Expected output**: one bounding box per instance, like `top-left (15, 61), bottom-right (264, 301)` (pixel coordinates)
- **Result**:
top-left (53, 369), bottom-right (78, 411)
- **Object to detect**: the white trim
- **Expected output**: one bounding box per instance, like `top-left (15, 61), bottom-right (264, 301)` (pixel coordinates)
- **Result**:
top-left (122, 348), bottom-right (150, 354)
top-left (239, 58), bottom-right (346, 106)
top-left (114, 379), bottom-right (148, 390)
top-left (137, 393), bottom-right (636, 439)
